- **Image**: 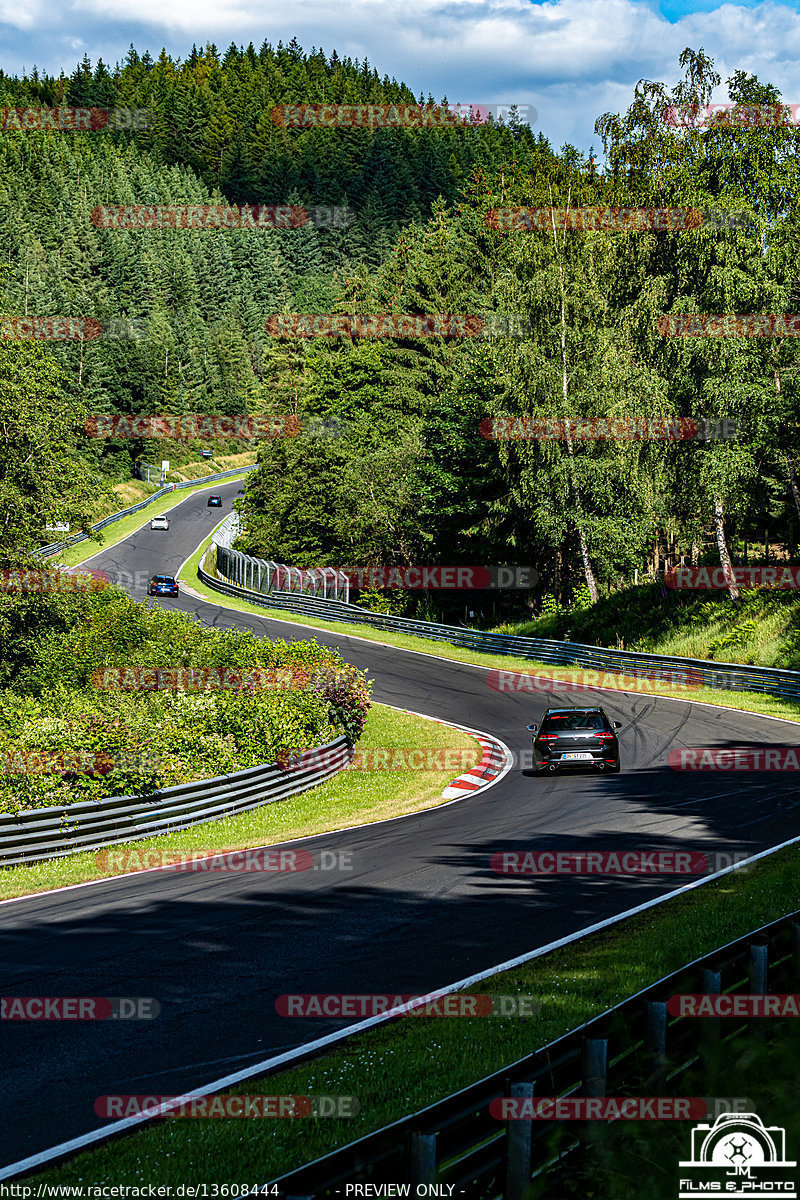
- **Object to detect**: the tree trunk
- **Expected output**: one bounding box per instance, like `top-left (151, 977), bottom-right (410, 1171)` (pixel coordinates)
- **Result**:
top-left (552, 191), bottom-right (599, 604)
top-left (786, 452), bottom-right (800, 525)
top-left (577, 525), bottom-right (597, 602)
top-left (773, 365), bottom-right (800, 526)
top-left (713, 493), bottom-right (740, 601)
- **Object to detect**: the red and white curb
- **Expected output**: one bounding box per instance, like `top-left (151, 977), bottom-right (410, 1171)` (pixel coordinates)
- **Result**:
top-left (440, 734), bottom-right (508, 798)
top-left (385, 705), bottom-right (513, 799)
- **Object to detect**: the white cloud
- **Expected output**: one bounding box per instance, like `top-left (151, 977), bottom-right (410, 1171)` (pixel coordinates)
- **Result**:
top-left (0, 0), bottom-right (46, 30)
top-left (4, 0), bottom-right (800, 151)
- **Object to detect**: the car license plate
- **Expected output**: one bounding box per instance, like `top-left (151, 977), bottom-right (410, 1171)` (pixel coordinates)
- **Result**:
top-left (563, 752), bottom-right (593, 761)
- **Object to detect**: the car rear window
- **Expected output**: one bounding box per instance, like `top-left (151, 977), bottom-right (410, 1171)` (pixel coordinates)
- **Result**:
top-left (543, 712), bottom-right (608, 732)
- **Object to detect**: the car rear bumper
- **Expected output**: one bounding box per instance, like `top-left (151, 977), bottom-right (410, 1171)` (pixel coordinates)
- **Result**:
top-left (532, 742), bottom-right (619, 771)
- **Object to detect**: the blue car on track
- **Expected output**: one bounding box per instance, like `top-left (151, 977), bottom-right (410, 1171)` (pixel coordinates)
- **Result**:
top-left (147, 574), bottom-right (179, 597)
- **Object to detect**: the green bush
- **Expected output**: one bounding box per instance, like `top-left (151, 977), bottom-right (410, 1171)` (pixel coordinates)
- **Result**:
top-left (0, 580), bottom-right (371, 815)
top-left (355, 587), bottom-right (409, 616)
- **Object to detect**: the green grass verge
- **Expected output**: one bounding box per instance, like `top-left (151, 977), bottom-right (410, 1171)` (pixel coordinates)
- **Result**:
top-left (51, 469), bottom-right (255, 570)
top-left (180, 537), bottom-right (800, 727)
top-left (29, 836), bottom-right (800, 1185)
top-left (0, 704), bottom-right (478, 901)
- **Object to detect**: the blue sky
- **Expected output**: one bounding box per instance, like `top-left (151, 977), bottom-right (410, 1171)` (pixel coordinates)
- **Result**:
top-left (2, 0), bottom-right (800, 154)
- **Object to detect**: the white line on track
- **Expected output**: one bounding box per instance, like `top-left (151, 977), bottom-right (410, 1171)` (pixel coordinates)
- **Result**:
top-left (5, 831), bottom-right (800, 1181)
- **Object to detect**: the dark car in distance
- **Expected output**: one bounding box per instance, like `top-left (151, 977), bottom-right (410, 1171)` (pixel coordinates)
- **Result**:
top-left (147, 574), bottom-right (179, 597)
top-left (527, 707), bottom-right (622, 775)
top-left (207, 494), bottom-right (222, 507)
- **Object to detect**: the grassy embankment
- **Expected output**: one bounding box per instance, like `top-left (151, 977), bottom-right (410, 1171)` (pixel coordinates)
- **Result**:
top-left (495, 580), bottom-right (800, 670)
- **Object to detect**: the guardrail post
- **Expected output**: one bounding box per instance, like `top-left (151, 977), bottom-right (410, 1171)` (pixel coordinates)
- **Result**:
top-left (749, 943), bottom-right (768, 992)
top-left (505, 1081), bottom-right (534, 1200)
top-left (409, 1131), bottom-right (437, 1183)
top-left (749, 943), bottom-right (768, 1039)
top-left (701, 968), bottom-right (721, 1054)
top-left (583, 1038), bottom-right (608, 1097)
top-left (645, 1001), bottom-right (668, 1093)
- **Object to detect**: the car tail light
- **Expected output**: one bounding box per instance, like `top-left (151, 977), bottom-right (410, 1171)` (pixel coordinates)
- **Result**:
top-left (597, 731), bottom-right (615, 740)
top-left (537, 733), bottom-right (558, 742)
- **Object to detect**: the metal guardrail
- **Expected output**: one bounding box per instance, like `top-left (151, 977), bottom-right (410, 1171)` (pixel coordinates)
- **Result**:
top-left (37, 465), bottom-right (256, 558)
top-left (0, 736), bottom-right (351, 868)
top-left (201, 553), bottom-right (800, 703)
top-left (270, 909), bottom-right (800, 1196)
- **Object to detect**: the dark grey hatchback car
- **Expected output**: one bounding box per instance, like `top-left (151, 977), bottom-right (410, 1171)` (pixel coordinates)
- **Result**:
top-left (527, 707), bottom-right (622, 775)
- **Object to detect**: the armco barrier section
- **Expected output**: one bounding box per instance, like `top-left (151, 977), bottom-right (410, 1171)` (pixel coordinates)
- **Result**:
top-left (0, 736), bottom-right (351, 867)
top-left (202, 549), bottom-right (800, 702)
top-left (215, 536), bottom-right (349, 603)
top-left (270, 910), bottom-right (800, 1196)
top-left (37, 465), bottom-right (256, 559)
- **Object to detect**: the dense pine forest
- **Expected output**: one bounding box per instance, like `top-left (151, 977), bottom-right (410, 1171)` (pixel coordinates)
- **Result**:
top-left (2, 41), bottom-right (800, 615)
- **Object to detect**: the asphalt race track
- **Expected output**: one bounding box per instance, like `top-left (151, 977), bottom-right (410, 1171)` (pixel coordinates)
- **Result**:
top-left (3, 477), bottom-right (800, 1168)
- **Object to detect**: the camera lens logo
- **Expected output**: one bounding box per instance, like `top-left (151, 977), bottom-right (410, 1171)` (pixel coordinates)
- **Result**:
top-left (679, 1112), bottom-right (796, 1197)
